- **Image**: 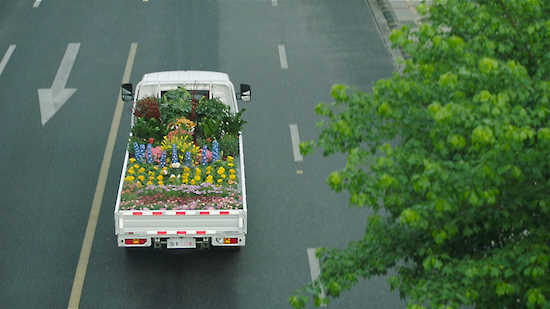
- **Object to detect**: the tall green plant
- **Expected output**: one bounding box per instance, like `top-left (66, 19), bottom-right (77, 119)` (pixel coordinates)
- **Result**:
top-left (195, 98), bottom-right (229, 123)
top-left (130, 117), bottom-right (168, 146)
top-left (221, 108), bottom-right (247, 136)
top-left (158, 88), bottom-right (193, 124)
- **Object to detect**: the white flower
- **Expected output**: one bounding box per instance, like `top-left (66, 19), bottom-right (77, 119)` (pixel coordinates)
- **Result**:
top-left (171, 162), bottom-right (181, 168)
top-left (170, 174), bottom-right (176, 179)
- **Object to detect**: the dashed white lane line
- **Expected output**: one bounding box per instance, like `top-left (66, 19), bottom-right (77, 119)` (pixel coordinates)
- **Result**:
top-left (33, 0), bottom-right (41, 8)
top-left (278, 44), bottom-right (288, 69)
top-left (307, 248), bottom-right (327, 306)
top-left (290, 124), bottom-right (303, 162)
top-left (0, 45), bottom-right (15, 78)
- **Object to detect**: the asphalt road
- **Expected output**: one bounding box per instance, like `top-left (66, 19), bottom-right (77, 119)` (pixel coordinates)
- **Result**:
top-left (0, 0), bottom-right (404, 308)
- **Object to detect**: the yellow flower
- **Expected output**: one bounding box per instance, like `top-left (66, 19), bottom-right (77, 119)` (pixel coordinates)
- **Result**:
top-left (227, 156), bottom-right (233, 162)
top-left (229, 169), bottom-right (235, 174)
top-left (157, 175), bottom-right (163, 181)
top-left (124, 176), bottom-right (135, 182)
top-left (228, 163), bottom-right (234, 167)
top-left (184, 166), bottom-right (190, 173)
top-left (191, 179), bottom-right (196, 185)
top-left (158, 181), bottom-right (164, 186)
top-left (154, 167), bottom-right (158, 170)
top-left (130, 158), bottom-right (136, 163)
top-left (196, 168), bottom-right (201, 174)
top-left (148, 171), bottom-right (155, 176)
top-left (221, 174), bottom-right (226, 178)
top-left (127, 168), bottom-right (135, 175)
top-left (217, 167), bottom-right (225, 175)
top-left (194, 175), bottom-right (201, 181)
top-left (138, 167), bottom-right (145, 173)
top-left (138, 175), bottom-right (145, 182)
top-left (134, 164), bottom-right (139, 169)
top-left (229, 174), bottom-right (236, 180)
top-left (217, 179), bottom-right (223, 183)
top-left (147, 181), bottom-right (153, 186)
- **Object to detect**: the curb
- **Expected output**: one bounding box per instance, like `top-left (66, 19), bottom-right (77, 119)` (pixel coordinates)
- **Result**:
top-left (376, 0), bottom-right (411, 60)
top-left (377, 0), bottom-right (401, 30)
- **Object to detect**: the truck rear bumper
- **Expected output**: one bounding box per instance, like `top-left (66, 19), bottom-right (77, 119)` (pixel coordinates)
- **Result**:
top-left (117, 234), bottom-right (245, 249)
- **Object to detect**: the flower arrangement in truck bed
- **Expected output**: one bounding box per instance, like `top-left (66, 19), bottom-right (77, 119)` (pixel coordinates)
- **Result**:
top-left (120, 87), bottom-right (246, 211)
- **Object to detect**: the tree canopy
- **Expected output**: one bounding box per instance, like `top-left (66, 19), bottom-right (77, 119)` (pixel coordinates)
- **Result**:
top-left (290, 0), bottom-right (550, 308)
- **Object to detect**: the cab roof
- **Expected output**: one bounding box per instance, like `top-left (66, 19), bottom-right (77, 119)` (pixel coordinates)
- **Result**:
top-left (140, 71), bottom-right (230, 83)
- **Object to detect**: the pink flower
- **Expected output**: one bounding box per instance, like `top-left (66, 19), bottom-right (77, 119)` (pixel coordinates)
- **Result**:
top-left (152, 146), bottom-right (164, 162)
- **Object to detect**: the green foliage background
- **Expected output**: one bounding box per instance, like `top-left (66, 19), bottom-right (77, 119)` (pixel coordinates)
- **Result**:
top-left (291, 0), bottom-right (550, 308)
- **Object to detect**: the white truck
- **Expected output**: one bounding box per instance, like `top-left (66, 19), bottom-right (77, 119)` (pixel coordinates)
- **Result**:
top-left (115, 71), bottom-right (251, 249)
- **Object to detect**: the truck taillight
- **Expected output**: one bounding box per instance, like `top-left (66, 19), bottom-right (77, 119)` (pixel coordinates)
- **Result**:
top-left (125, 239), bottom-right (147, 245)
top-left (224, 238), bottom-right (238, 244)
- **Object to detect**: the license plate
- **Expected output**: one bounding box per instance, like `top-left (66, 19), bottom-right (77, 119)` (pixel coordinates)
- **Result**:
top-left (167, 238), bottom-right (196, 249)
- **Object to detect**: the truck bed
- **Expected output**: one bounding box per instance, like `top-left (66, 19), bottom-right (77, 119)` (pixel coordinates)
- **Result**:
top-left (114, 134), bottom-right (248, 248)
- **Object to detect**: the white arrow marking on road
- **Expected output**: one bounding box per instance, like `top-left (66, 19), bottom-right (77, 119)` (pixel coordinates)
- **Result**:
top-left (38, 43), bottom-right (80, 125)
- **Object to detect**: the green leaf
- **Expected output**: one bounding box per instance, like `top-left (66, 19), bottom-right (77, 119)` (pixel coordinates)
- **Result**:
top-left (299, 141), bottom-right (316, 156)
top-left (327, 171), bottom-right (344, 192)
top-left (328, 282), bottom-right (342, 296)
top-left (331, 84), bottom-right (348, 101)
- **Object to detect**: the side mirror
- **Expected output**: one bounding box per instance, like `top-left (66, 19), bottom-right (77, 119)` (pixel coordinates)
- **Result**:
top-left (121, 83), bottom-right (134, 102)
top-left (239, 84), bottom-right (251, 102)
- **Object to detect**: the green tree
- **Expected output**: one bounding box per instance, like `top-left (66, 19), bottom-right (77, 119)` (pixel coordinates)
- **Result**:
top-left (290, 0), bottom-right (550, 308)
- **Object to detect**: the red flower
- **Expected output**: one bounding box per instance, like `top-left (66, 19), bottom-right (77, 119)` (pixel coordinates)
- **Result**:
top-left (149, 138), bottom-right (154, 144)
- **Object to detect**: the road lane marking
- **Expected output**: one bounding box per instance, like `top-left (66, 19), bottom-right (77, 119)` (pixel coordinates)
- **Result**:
top-left (0, 45), bottom-right (16, 78)
top-left (290, 124), bottom-right (303, 162)
top-left (278, 44), bottom-right (288, 69)
top-left (272, 0), bottom-right (278, 6)
top-left (39, 43), bottom-right (80, 125)
top-left (67, 42), bottom-right (138, 309)
top-left (33, 0), bottom-right (41, 7)
top-left (307, 248), bottom-right (327, 307)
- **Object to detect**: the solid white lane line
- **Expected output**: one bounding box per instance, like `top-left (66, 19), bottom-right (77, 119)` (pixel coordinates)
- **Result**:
top-left (0, 45), bottom-right (16, 78)
top-left (307, 248), bottom-right (327, 306)
top-left (290, 124), bottom-right (303, 162)
top-left (67, 42), bottom-right (138, 309)
top-left (278, 44), bottom-right (288, 69)
top-left (33, 0), bottom-right (41, 8)
top-left (272, 0), bottom-right (278, 7)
